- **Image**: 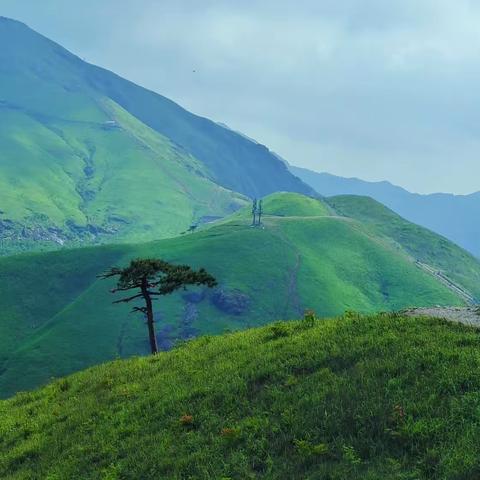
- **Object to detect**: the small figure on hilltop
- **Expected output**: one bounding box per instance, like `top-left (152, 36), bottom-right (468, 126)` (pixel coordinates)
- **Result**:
top-left (99, 258), bottom-right (217, 354)
top-left (251, 198), bottom-right (263, 227)
top-left (251, 198), bottom-right (258, 226)
top-left (257, 199), bottom-right (263, 226)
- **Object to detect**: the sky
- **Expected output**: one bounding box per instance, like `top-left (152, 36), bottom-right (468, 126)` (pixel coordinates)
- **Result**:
top-left (2, 0), bottom-right (480, 194)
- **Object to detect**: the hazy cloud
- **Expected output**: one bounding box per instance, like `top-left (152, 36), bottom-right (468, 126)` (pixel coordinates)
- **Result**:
top-left (2, 0), bottom-right (480, 193)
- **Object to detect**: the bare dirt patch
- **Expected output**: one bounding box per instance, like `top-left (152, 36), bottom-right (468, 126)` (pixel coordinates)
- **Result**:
top-left (402, 306), bottom-right (480, 327)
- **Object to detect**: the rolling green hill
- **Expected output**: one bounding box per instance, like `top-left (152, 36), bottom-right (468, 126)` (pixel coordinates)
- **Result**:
top-left (0, 16), bottom-right (310, 254)
top-left (328, 195), bottom-right (480, 298)
top-left (291, 164), bottom-right (480, 258)
top-left (2, 313), bottom-right (480, 479)
top-left (1, 193), bottom-right (479, 398)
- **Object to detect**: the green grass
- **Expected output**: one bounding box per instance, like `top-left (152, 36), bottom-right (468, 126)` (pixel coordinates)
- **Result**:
top-left (2, 313), bottom-right (480, 479)
top-left (0, 100), bottom-right (246, 254)
top-left (254, 192), bottom-right (332, 217)
top-left (328, 195), bottom-right (480, 298)
top-left (0, 193), bottom-right (473, 398)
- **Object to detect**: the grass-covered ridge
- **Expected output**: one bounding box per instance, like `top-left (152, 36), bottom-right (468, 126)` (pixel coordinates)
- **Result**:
top-left (2, 313), bottom-right (480, 479)
top-left (328, 195), bottom-right (480, 298)
top-left (260, 192), bottom-right (332, 217)
top-left (0, 193), bottom-right (471, 398)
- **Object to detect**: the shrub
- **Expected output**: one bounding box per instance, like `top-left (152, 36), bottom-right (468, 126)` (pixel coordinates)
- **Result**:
top-left (302, 309), bottom-right (316, 328)
top-left (342, 445), bottom-right (361, 465)
top-left (268, 322), bottom-right (290, 339)
top-left (294, 439), bottom-right (330, 457)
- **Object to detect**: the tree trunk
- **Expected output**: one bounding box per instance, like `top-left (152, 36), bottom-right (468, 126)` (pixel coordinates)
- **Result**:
top-left (141, 277), bottom-right (158, 354)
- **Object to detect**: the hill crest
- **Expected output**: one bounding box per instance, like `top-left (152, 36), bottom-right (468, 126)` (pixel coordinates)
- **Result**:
top-left (2, 313), bottom-right (480, 479)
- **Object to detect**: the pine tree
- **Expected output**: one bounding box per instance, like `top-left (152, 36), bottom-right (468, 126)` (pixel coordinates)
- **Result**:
top-left (99, 259), bottom-right (217, 354)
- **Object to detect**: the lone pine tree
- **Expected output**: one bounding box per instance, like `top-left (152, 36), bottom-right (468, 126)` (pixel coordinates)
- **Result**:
top-left (100, 258), bottom-right (217, 354)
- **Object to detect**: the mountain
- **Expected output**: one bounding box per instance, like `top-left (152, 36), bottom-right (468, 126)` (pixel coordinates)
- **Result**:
top-left (1, 192), bottom-right (479, 397)
top-left (2, 312), bottom-right (480, 479)
top-left (0, 17), bottom-right (311, 254)
top-left (291, 165), bottom-right (480, 257)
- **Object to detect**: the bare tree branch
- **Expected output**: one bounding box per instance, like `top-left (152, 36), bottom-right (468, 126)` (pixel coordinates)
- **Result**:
top-left (132, 306), bottom-right (147, 314)
top-left (111, 284), bottom-right (142, 293)
top-left (112, 293), bottom-right (144, 304)
top-left (97, 267), bottom-right (122, 279)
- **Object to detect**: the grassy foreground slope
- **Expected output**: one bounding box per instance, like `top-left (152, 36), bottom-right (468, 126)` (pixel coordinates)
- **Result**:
top-left (0, 193), bottom-right (469, 397)
top-left (2, 313), bottom-right (480, 479)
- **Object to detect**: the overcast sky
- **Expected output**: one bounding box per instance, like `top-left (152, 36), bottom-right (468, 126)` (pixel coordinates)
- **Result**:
top-left (2, 0), bottom-right (480, 194)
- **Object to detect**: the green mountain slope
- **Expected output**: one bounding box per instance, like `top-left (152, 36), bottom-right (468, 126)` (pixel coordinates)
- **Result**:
top-left (328, 195), bottom-right (480, 299)
top-left (86, 65), bottom-right (312, 199)
top-left (0, 16), bottom-right (310, 253)
top-left (0, 99), bottom-right (246, 254)
top-left (2, 313), bottom-right (480, 479)
top-left (1, 193), bottom-right (478, 397)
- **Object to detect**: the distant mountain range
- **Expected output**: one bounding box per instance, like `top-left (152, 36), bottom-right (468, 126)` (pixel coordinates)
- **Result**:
top-left (0, 17), bottom-right (311, 254)
top-left (291, 166), bottom-right (480, 257)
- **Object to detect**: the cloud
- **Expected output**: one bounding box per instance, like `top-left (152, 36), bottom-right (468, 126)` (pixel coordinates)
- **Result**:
top-left (2, 0), bottom-right (480, 193)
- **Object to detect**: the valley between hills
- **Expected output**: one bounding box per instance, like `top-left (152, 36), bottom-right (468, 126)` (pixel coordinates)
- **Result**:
top-left (1, 192), bottom-right (479, 398)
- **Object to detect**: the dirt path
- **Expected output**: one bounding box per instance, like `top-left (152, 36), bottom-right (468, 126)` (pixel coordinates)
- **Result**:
top-left (414, 261), bottom-right (477, 305)
top-left (402, 307), bottom-right (480, 327)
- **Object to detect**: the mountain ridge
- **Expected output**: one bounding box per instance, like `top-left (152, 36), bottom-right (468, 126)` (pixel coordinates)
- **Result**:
top-left (291, 165), bottom-right (480, 257)
top-left (0, 16), bottom-right (312, 254)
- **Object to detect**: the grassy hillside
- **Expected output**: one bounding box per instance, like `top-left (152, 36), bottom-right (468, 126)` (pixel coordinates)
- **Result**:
top-left (2, 313), bottom-right (480, 479)
top-left (253, 192), bottom-right (332, 217)
top-left (0, 22), bottom-right (247, 254)
top-left (0, 193), bottom-right (473, 397)
top-left (0, 16), bottom-right (310, 253)
top-left (328, 195), bottom-right (480, 299)
top-left (87, 64), bottom-right (313, 200)
top-left (0, 100), bottom-right (246, 255)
